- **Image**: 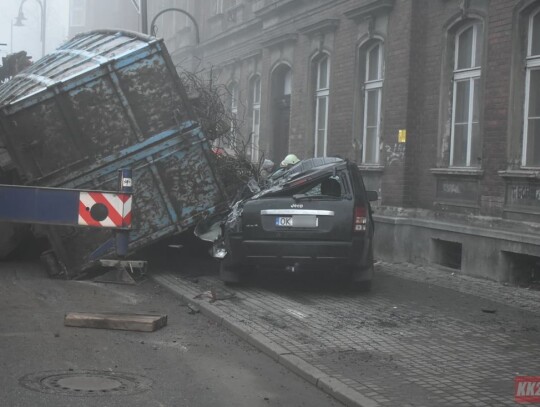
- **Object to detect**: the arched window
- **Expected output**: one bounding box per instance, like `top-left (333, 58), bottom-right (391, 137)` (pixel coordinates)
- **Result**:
top-left (450, 22), bottom-right (483, 167)
top-left (362, 42), bottom-right (384, 164)
top-left (250, 75), bottom-right (261, 161)
top-left (314, 54), bottom-right (330, 157)
top-left (214, 0), bottom-right (223, 15)
top-left (523, 8), bottom-right (540, 167)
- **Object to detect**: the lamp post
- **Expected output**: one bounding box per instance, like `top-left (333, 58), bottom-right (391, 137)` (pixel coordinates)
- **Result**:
top-left (10, 19), bottom-right (14, 53)
top-left (11, 16), bottom-right (24, 53)
top-left (150, 8), bottom-right (200, 45)
top-left (141, 0), bottom-right (148, 35)
top-left (15, 0), bottom-right (47, 57)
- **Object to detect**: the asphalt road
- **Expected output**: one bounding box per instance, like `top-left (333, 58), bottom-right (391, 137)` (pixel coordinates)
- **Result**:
top-left (0, 260), bottom-right (341, 407)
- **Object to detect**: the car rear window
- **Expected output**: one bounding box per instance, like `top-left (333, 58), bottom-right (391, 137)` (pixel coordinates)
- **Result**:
top-left (263, 171), bottom-right (350, 199)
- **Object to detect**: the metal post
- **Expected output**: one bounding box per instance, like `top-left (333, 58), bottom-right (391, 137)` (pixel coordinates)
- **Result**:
top-left (10, 20), bottom-right (14, 53)
top-left (115, 168), bottom-right (133, 257)
top-left (141, 0), bottom-right (148, 34)
top-left (41, 0), bottom-right (46, 57)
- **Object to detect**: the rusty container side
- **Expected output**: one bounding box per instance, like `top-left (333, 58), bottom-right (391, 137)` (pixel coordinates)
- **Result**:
top-left (36, 123), bottom-right (227, 278)
top-left (0, 30), bottom-right (192, 184)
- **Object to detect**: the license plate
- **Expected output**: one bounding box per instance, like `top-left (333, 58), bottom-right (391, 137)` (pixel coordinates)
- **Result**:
top-left (276, 216), bottom-right (293, 227)
top-left (275, 216), bottom-right (318, 228)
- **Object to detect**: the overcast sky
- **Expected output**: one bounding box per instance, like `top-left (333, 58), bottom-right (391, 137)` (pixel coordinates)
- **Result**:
top-left (0, 0), bottom-right (69, 61)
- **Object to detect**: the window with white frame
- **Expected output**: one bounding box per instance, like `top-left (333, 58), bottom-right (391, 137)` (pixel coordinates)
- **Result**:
top-left (523, 8), bottom-right (540, 167)
top-left (214, 0), bottom-right (224, 15)
top-left (250, 75), bottom-right (261, 161)
top-left (450, 22), bottom-right (483, 167)
top-left (314, 54), bottom-right (330, 157)
top-left (70, 0), bottom-right (86, 27)
top-left (228, 82), bottom-right (238, 149)
top-left (362, 42), bottom-right (384, 164)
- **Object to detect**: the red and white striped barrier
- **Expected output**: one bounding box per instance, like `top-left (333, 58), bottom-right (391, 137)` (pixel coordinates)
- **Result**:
top-left (78, 192), bottom-right (132, 228)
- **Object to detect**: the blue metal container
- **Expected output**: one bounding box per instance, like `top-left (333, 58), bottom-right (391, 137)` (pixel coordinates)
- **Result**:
top-left (0, 31), bottom-right (226, 277)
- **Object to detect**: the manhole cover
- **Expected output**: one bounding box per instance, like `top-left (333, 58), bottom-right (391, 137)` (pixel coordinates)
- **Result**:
top-left (19, 370), bottom-right (152, 397)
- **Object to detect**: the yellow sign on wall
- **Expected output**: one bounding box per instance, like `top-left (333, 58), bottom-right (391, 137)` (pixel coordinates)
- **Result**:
top-left (398, 129), bottom-right (407, 143)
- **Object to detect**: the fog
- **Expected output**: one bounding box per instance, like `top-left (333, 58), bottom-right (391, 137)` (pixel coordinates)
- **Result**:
top-left (0, 0), bottom-right (69, 61)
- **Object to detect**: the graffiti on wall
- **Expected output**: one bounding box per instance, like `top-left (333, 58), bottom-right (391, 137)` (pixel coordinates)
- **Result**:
top-left (508, 185), bottom-right (540, 204)
top-left (384, 143), bottom-right (406, 166)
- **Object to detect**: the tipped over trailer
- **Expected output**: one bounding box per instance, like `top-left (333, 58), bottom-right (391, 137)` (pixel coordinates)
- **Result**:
top-left (0, 30), bottom-right (227, 278)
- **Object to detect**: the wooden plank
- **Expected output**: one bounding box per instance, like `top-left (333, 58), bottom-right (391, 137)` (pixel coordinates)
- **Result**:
top-left (64, 312), bottom-right (167, 332)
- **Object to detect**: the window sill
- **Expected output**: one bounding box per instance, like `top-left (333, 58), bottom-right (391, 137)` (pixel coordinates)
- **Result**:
top-left (430, 167), bottom-right (484, 177)
top-left (498, 169), bottom-right (540, 179)
top-left (357, 164), bottom-right (384, 172)
top-left (434, 200), bottom-right (480, 209)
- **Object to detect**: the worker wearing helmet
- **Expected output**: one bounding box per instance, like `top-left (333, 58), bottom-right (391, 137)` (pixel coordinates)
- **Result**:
top-left (269, 153), bottom-right (301, 182)
top-left (280, 154), bottom-right (300, 168)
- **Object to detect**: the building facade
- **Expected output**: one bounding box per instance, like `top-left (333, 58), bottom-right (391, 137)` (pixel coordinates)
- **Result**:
top-left (70, 0), bottom-right (540, 284)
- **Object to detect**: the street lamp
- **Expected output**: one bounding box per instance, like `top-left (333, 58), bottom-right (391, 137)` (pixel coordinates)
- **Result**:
top-left (150, 8), bottom-right (200, 45)
top-left (15, 0), bottom-right (47, 57)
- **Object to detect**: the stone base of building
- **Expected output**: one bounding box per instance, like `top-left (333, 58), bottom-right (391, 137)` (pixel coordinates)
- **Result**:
top-left (373, 207), bottom-right (540, 285)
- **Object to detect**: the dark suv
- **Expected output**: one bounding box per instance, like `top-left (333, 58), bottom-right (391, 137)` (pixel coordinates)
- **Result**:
top-left (218, 158), bottom-right (378, 290)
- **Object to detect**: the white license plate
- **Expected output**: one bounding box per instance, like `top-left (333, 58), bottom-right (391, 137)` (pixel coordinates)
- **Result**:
top-left (275, 216), bottom-right (318, 228)
top-left (276, 216), bottom-right (293, 227)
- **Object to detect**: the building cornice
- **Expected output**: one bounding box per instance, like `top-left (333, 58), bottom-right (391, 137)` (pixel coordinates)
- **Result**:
top-left (298, 19), bottom-right (340, 35)
top-left (344, 0), bottom-right (395, 20)
top-left (260, 33), bottom-right (298, 48)
top-left (197, 19), bottom-right (263, 52)
top-left (253, 0), bottom-right (304, 18)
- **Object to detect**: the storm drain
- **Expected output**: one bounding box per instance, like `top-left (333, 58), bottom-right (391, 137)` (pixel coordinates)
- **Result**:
top-left (19, 370), bottom-right (152, 397)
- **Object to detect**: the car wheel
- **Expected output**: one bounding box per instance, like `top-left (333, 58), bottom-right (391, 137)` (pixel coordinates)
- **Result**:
top-left (349, 249), bottom-right (374, 292)
top-left (219, 257), bottom-right (243, 285)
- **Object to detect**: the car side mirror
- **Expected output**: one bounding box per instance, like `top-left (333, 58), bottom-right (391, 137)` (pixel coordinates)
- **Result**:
top-left (366, 190), bottom-right (378, 202)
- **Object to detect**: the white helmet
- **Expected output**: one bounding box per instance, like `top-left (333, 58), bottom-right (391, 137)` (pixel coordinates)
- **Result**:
top-left (280, 154), bottom-right (300, 168)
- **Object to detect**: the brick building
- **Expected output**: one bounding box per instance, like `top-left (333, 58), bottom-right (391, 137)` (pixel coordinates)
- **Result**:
top-left (70, 0), bottom-right (540, 283)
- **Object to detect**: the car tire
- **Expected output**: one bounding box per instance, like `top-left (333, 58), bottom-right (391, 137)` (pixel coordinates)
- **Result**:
top-left (219, 257), bottom-right (243, 285)
top-left (349, 246), bottom-right (374, 292)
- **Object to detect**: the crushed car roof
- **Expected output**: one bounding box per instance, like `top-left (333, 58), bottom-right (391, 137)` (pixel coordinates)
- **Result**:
top-left (255, 157), bottom-right (348, 198)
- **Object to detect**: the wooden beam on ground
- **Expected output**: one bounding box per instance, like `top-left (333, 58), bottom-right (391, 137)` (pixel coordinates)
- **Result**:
top-left (64, 312), bottom-right (167, 332)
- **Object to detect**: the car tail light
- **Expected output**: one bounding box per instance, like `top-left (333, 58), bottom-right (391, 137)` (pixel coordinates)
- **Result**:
top-left (354, 206), bottom-right (367, 232)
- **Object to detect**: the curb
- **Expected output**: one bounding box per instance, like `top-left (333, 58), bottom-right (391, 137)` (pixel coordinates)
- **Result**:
top-left (151, 273), bottom-right (379, 407)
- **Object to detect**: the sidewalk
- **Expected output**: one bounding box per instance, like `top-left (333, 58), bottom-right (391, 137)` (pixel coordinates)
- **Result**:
top-left (378, 262), bottom-right (540, 316)
top-left (151, 262), bottom-right (540, 407)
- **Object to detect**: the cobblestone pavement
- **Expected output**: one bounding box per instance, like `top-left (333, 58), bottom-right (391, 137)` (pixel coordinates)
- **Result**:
top-left (379, 262), bottom-right (540, 316)
top-left (152, 261), bottom-right (540, 407)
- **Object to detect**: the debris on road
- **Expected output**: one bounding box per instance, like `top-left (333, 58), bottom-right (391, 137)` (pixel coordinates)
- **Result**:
top-left (194, 287), bottom-right (236, 303)
top-left (481, 308), bottom-right (497, 314)
top-left (187, 303), bottom-right (200, 314)
top-left (64, 311), bottom-right (167, 332)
